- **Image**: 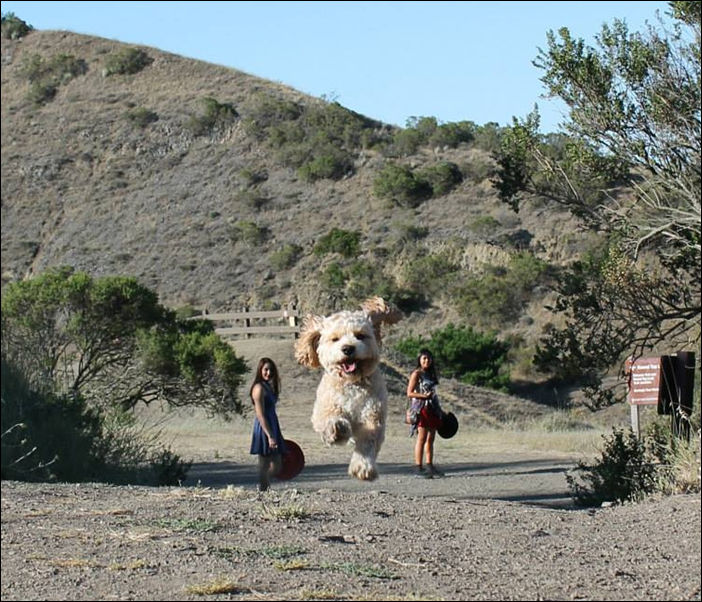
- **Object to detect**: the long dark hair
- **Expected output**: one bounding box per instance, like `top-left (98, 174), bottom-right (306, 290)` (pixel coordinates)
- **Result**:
top-left (249, 357), bottom-right (280, 400)
top-left (415, 348), bottom-right (439, 383)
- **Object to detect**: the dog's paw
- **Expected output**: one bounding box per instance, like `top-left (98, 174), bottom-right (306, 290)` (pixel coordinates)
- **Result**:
top-left (348, 455), bottom-right (378, 481)
top-left (321, 418), bottom-right (351, 446)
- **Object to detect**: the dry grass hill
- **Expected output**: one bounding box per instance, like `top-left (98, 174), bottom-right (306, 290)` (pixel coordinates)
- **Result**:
top-left (1, 27), bottom-right (600, 405)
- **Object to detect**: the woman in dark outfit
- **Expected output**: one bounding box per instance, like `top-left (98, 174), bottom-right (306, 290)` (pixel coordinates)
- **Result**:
top-left (249, 357), bottom-right (287, 491)
top-left (406, 349), bottom-right (444, 478)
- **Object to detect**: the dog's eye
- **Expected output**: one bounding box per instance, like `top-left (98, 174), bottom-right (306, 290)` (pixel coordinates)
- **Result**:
top-left (331, 336), bottom-right (340, 342)
top-left (355, 333), bottom-right (367, 340)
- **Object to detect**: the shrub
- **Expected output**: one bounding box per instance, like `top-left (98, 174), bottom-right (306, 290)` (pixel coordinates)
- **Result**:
top-left (243, 94), bottom-right (389, 179)
top-left (398, 249), bottom-right (460, 298)
top-left (234, 188), bottom-right (270, 211)
top-left (1, 12), bottom-right (33, 39)
top-left (271, 243), bottom-right (302, 270)
top-left (298, 147), bottom-right (353, 182)
top-left (417, 161), bottom-right (463, 197)
top-left (103, 48), bottom-right (153, 76)
top-left (1, 357), bottom-right (191, 485)
top-left (462, 156), bottom-right (497, 183)
top-left (20, 53), bottom-right (88, 105)
top-left (429, 120), bottom-right (476, 148)
top-left (238, 168), bottom-right (268, 187)
top-left (125, 107), bottom-right (159, 128)
top-left (566, 427), bottom-right (658, 506)
top-left (229, 220), bottom-right (268, 246)
top-left (468, 215), bottom-right (501, 237)
top-left (373, 163), bottom-right (432, 208)
top-left (455, 252), bottom-right (550, 327)
top-left (473, 122), bottom-right (505, 153)
top-left (395, 323), bottom-right (511, 390)
top-left (393, 223), bottom-right (429, 244)
top-left (313, 228), bottom-right (361, 258)
top-left (388, 127), bottom-right (425, 156)
top-left (320, 262), bottom-right (347, 289)
top-left (187, 97), bottom-right (238, 137)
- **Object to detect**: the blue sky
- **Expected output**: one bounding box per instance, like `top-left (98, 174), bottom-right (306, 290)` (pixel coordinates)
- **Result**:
top-left (2, 1), bottom-right (671, 133)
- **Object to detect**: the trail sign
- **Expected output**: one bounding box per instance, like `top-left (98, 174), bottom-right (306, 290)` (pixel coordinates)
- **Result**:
top-left (625, 356), bottom-right (661, 405)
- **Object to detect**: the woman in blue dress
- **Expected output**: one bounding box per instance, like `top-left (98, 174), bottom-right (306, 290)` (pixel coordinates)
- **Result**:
top-left (249, 357), bottom-right (287, 491)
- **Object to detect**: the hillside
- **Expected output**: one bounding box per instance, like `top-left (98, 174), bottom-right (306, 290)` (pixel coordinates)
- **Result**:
top-left (1, 28), bottom-right (594, 394)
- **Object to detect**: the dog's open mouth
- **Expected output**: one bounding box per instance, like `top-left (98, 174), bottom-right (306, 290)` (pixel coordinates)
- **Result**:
top-left (340, 360), bottom-right (357, 375)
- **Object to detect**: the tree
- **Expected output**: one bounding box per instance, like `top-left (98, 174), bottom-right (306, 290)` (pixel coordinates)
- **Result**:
top-left (1, 12), bottom-right (33, 39)
top-left (1, 267), bottom-right (248, 419)
top-left (494, 1), bottom-right (701, 406)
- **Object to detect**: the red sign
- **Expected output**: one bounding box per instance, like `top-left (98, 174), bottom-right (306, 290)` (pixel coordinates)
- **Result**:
top-left (625, 357), bottom-right (661, 405)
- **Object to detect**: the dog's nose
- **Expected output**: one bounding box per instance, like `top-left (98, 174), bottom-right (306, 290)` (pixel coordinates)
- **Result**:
top-left (341, 345), bottom-right (355, 356)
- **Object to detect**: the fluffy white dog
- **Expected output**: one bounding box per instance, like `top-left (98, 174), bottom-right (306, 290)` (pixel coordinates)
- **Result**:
top-left (294, 297), bottom-right (402, 481)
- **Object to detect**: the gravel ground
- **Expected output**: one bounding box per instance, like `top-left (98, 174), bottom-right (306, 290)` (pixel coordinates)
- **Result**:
top-left (1, 473), bottom-right (700, 601)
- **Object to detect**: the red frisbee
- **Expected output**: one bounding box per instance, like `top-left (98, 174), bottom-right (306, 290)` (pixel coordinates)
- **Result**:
top-left (276, 439), bottom-right (305, 481)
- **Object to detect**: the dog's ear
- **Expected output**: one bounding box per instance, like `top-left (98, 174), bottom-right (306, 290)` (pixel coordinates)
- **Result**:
top-left (361, 297), bottom-right (403, 344)
top-left (294, 314), bottom-right (323, 368)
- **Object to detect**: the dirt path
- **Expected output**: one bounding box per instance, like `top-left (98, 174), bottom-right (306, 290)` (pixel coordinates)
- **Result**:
top-left (1, 480), bottom-right (699, 601)
top-left (3, 338), bottom-right (699, 600)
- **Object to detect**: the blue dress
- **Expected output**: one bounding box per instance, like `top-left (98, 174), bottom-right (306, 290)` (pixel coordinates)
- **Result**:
top-left (249, 381), bottom-right (287, 456)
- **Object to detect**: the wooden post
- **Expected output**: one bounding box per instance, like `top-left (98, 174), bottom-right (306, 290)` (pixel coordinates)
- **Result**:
top-left (674, 351), bottom-right (695, 441)
top-left (243, 306), bottom-right (251, 339)
top-left (630, 403), bottom-right (640, 438)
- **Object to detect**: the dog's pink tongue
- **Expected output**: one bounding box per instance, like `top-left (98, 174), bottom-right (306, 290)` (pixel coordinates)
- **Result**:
top-left (341, 361), bottom-right (357, 374)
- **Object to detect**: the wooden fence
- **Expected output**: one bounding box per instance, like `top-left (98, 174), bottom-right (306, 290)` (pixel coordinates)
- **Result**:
top-left (196, 305), bottom-right (300, 339)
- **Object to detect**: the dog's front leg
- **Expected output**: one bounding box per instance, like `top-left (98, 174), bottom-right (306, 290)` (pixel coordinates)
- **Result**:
top-left (348, 427), bottom-right (382, 481)
top-left (311, 381), bottom-right (352, 446)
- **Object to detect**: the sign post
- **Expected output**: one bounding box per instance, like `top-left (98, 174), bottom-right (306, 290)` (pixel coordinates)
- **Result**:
top-left (625, 352), bottom-right (696, 440)
top-left (625, 356), bottom-right (662, 437)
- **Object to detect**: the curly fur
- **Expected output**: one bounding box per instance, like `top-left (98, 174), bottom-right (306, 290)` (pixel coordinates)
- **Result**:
top-left (294, 297), bottom-right (402, 480)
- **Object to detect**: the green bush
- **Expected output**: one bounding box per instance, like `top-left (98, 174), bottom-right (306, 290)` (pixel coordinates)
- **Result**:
top-left (26, 81), bottom-right (57, 105)
top-left (388, 127), bottom-right (425, 156)
top-left (468, 215), bottom-right (501, 237)
top-left (230, 220), bottom-right (268, 246)
top-left (373, 163), bottom-right (432, 208)
top-left (1, 12), bottom-right (33, 39)
top-left (429, 120), bottom-right (475, 148)
top-left (187, 97), bottom-right (238, 136)
top-left (473, 122), bottom-right (505, 153)
top-left (462, 156), bottom-right (497, 183)
top-left (314, 228), bottom-right (361, 258)
top-left (320, 262), bottom-right (347, 289)
top-left (234, 188), bottom-right (270, 211)
top-left (103, 47), bottom-right (153, 76)
top-left (243, 94), bottom-right (390, 179)
top-left (566, 427), bottom-right (658, 506)
top-left (298, 147), bottom-right (354, 182)
top-left (125, 107), bottom-right (159, 128)
top-left (1, 357), bottom-right (191, 485)
top-left (238, 168), bottom-right (268, 187)
top-left (455, 252), bottom-right (550, 327)
top-left (1, 267), bottom-right (248, 420)
top-left (417, 161), bottom-right (463, 197)
top-left (386, 117), bottom-right (475, 156)
top-left (393, 223), bottom-right (429, 244)
top-left (271, 243), bottom-right (302, 271)
top-left (399, 249), bottom-right (460, 298)
top-left (20, 53), bottom-right (88, 105)
top-left (395, 323), bottom-right (510, 390)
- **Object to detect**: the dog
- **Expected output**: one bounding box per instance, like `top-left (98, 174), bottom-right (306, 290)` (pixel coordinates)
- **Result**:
top-left (294, 297), bottom-right (402, 481)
